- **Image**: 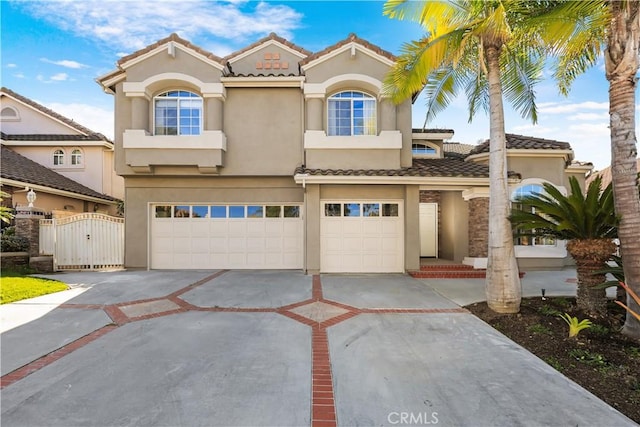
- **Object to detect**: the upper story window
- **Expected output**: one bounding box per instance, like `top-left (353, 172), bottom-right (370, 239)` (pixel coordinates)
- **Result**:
top-left (53, 149), bottom-right (65, 166)
top-left (511, 184), bottom-right (556, 246)
top-left (154, 90), bottom-right (202, 136)
top-left (1, 106), bottom-right (20, 121)
top-left (327, 91), bottom-right (376, 136)
top-left (71, 148), bottom-right (83, 166)
top-left (412, 143), bottom-right (437, 156)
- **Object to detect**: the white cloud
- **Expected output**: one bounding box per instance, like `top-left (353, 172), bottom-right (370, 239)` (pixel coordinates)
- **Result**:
top-left (538, 101), bottom-right (608, 114)
top-left (7, 63), bottom-right (17, 68)
top-left (568, 112), bottom-right (609, 121)
top-left (42, 102), bottom-right (114, 140)
top-left (41, 58), bottom-right (89, 69)
top-left (13, 73), bottom-right (25, 79)
top-left (50, 73), bottom-right (69, 81)
top-left (18, 0), bottom-right (303, 52)
top-left (509, 124), bottom-right (558, 135)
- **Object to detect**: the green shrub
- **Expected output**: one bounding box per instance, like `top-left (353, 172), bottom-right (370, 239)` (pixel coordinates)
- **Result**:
top-left (1, 227), bottom-right (28, 252)
top-left (568, 348), bottom-right (608, 367)
top-left (545, 356), bottom-right (564, 372)
top-left (538, 305), bottom-right (562, 317)
top-left (528, 323), bottom-right (553, 335)
top-left (588, 324), bottom-right (611, 337)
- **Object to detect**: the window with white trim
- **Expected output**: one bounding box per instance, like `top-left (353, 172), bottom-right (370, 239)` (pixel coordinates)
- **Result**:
top-left (412, 143), bottom-right (438, 157)
top-left (71, 148), bottom-right (83, 166)
top-left (53, 149), bottom-right (65, 166)
top-left (1, 106), bottom-right (20, 121)
top-left (154, 90), bottom-right (202, 136)
top-left (327, 91), bottom-right (376, 136)
top-left (511, 184), bottom-right (556, 246)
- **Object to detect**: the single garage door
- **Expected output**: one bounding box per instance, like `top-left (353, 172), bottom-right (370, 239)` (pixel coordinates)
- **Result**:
top-left (320, 200), bottom-right (404, 273)
top-left (151, 204), bottom-right (303, 269)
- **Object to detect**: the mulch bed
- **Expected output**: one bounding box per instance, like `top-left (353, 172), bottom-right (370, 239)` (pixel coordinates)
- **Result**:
top-left (466, 297), bottom-right (640, 424)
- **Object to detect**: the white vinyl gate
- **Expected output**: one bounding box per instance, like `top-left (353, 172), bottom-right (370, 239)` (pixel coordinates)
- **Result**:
top-left (39, 213), bottom-right (124, 270)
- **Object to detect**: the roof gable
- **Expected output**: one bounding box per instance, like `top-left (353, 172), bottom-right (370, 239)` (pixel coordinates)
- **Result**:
top-left (300, 33), bottom-right (396, 70)
top-left (224, 34), bottom-right (310, 77)
top-left (0, 88), bottom-right (111, 144)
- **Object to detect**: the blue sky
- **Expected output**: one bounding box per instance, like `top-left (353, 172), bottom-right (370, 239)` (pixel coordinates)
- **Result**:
top-left (1, 0), bottom-right (632, 170)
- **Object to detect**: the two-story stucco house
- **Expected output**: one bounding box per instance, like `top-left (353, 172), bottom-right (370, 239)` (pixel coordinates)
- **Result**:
top-left (1, 87), bottom-right (124, 215)
top-left (97, 33), bottom-right (591, 273)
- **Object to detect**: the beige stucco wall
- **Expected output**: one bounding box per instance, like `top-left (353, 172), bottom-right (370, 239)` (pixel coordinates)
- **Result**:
top-left (306, 149), bottom-right (400, 170)
top-left (9, 189), bottom-right (116, 215)
top-left (304, 49), bottom-right (390, 85)
top-left (123, 176), bottom-right (303, 268)
top-left (1, 96), bottom-right (76, 134)
top-left (439, 191), bottom-right (469, 263)
top-left (508, 156), bottom-right (567, 184)
top-left (229, 45), bottom-right (304, 76)
top-left (223, 88), bottom-right (303, 175)
top-left (125, 47), bottom-right (223, 84)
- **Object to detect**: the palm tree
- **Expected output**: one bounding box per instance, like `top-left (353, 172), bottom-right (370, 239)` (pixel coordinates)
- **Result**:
top-left (542, 0), bottom-right (640, 339)
top-left (510, 176), bottom-right (618, 316)
top-left (382, 0), bottom-right (562, 313)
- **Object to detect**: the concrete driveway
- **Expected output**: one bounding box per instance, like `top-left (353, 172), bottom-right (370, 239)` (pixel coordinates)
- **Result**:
top-left (0, 270), bottom-right (634, 426)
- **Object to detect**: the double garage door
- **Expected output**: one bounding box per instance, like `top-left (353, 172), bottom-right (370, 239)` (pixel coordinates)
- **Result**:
top-left (151, 204), bottom-right (303, 269)
top-left (150, 200), bottom-right (404, 272)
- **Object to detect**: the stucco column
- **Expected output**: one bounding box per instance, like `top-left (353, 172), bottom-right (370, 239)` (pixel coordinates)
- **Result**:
top-left (380, 98), bottom-right (396, 131)
top-left (405, 185), bottom-right (420, 271)
top-left (467, 196), bottom-right (489, 257)
top-left (305, 184), bottom-right (321, 274)
top-left (131, 97), bottom-right (149, 131)
top-left (306, 98), bottom-right (323, 131)
top-left (206, 97), bottom-right (223, 131)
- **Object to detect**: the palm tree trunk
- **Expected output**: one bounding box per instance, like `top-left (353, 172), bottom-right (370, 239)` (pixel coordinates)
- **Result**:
top-left (484, 42), bottom-right (522, 314)
top-left (606, 0), bottom-right (640, 340)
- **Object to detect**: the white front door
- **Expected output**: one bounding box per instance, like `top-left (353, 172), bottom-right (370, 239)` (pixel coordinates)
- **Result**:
top-left (150, 204), bottom-right (303, 269)
top-left (320, 200), bottom-right (404, 273)
top-left (419, 203), bottom-right (438, 257)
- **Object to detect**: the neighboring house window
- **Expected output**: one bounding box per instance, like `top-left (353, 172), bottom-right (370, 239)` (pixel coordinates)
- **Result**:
top-left (71, 149), bottom-right (83, 166)
top-left (53, 149), bottom-right (65, 166)
top-left (327, 91), bottom-right (376, 136)
top-left (412, 143), bottom-right (437, 156)
top-left (1, 106), bottom-right (19, 121)
top-left (154, 90), bottom-right (202, 136)
top-left (511, 184), bottom-right (556, 246)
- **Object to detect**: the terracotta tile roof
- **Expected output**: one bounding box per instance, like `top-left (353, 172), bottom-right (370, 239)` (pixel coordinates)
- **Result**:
top-left (223, 32), bottom-right (311, 62)
top-left (224, 73), bottom-right (300, 78)
top-left (1, 87), bottom-right (111, 141)
top-left (443, 142), bottom-right (475, 156)
top-left (1, 132), bottom-right (107, 142)
top-left (117, 33), bottom-right (224, 66)
top-left (586, 158), bottom-right (639, 187)
top-left (469, 134), bottom-right (572, 155)
top-left (0, 145), bottom-right (118, 202)
top-left (295, 158), bottom-right (520, 179)
top-left (412, 128), bottom-right (455, 134)
top-left (300, 33), bottom-right (396, 66)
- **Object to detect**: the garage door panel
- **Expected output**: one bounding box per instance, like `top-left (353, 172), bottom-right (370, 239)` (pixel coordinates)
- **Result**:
top-left (321, 200), bottom-right (403, 273)
top-left (151, 203), bottom-right (303, 269)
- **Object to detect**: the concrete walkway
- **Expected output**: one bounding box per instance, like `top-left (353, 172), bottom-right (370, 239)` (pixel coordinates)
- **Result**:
top-left (0, 270), bottom-right (634, 426)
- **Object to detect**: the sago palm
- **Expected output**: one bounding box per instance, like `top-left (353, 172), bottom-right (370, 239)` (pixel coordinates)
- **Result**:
top-left (383, 0), bottom-right (560, 313)
top-left (510, 176), bottom-right (618, 316)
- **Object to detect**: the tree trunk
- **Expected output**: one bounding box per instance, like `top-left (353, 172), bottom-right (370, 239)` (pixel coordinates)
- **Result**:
top-left (606, 1), bottom-right (640, 340)
top-left (567, 239), bottom-right (617, 317)
top-left (483, 42), bottom-right (522, 314)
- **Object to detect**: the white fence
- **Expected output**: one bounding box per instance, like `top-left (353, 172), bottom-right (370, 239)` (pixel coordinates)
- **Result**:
top-left (40, 213), bottom-right (124, 270)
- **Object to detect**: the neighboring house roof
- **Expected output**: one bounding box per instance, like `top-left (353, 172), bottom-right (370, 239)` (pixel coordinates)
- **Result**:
top-left (413, 128), bottom-right (455, 134)
top-left (443, 142), bottom-right (475, 156)
top-left (0, 145), bottom-right (118, 202)
top-left (299, 33), bottom-right (396, 66)
top-left (295, 158), bottom-right (520, 179)
top-left (223, 32), bottom-right (311, 62)
top-left (586, 158), bottom-right (640, 187)
top-left (1, 87), bottom-right (111, 142)
top-left (1, 132), bottom-right (106, 142)
top-left (117, 33), bottom-right (224, 67)
top-left (469, 134), bottom-right (572, 155)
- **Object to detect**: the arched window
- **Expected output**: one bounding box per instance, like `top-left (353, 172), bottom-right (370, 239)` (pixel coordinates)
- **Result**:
top-left (53, 149), bottom-right (65, 166)
top-left (154, 90), bottom-right (202, 136)
top-left (71, 149), bottom-right (83, 166)
top-left (511, 184), bottom-right (556, 246)
top-left (1, 106), bottom-right (19, 120)
top-left (327, 91), bottom-right (376, 136)
top-left (412, 143), bottom-right (438, 156)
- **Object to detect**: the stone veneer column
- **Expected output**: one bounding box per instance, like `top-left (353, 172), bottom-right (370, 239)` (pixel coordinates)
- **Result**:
top-left (467, 197), bottom-right (489, 257)
top-left (14, 207), bottom-right (46, 258)
top-left (306, 98), bottom-right (323, 131)
top-left (131, 97), bottom-right (149, 131)
top-left (206, 97), bottom-right (223, 130)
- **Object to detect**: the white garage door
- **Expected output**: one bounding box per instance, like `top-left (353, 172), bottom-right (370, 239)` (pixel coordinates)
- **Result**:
top-left (151, 204), bottom-right (303, 269)
top-left (320, 200), bottom-right (404, 273)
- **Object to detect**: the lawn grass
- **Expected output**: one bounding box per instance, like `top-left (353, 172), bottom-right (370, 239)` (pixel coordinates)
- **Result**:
top-left (0, 270), bottom-right (68, 304)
